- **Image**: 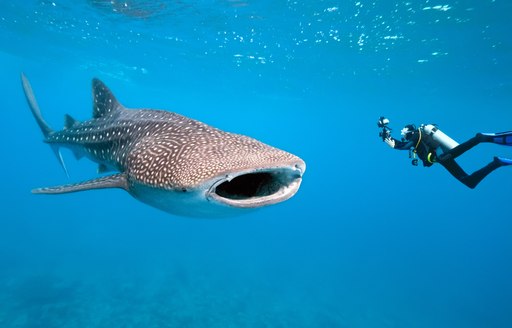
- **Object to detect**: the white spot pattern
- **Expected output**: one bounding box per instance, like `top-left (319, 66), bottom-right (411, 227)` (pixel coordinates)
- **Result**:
top-left (45, 81), bottom-right (301, 190)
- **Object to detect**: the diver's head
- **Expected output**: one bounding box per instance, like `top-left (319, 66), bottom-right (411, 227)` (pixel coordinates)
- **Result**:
top-left (401, 124), bottom-right (417, 141)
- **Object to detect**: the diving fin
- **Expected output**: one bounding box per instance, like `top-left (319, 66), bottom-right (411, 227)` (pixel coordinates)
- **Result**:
top-left (495, 156), bottom-right (512, 166)
top-left (481, 131), bottom-right (512, 146)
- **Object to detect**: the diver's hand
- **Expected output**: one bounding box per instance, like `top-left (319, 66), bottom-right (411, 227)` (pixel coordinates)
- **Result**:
top-left (384, 137), bottom-right (395, 148)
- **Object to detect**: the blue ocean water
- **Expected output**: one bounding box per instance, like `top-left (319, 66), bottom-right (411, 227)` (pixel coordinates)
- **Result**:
top-left (1, 0), bottom-right (512, 327)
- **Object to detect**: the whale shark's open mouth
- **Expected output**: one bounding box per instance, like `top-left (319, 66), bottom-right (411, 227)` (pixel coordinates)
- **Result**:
top-left (208, 164), bottom-right (304, 208)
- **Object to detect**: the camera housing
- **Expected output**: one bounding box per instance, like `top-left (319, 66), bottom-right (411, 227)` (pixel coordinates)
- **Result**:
top-left (377, 116), bottom-right (390, 128)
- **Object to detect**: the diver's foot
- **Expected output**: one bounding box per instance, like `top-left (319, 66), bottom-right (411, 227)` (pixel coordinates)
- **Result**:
top-left (494, 156), bottom-right (512, 166)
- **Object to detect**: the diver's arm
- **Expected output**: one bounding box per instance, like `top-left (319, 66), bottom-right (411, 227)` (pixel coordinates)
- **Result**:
top-left (378, 118), bottom-right (414, 150)
top-left (384, 136), bottom-right (413, 150)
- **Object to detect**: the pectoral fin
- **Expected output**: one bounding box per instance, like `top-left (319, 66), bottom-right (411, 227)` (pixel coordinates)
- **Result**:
top-left (32, 173), bottom-right (129, 194)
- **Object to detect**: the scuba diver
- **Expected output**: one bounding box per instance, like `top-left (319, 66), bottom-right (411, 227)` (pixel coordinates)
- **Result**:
top-left (377, 117), bottom-right (512, 188)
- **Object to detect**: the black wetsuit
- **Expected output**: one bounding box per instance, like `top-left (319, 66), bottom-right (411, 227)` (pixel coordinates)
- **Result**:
top-left (391, 134), bottom-right (435, 167)
top-left (389, 129), bottom-right (512, 189)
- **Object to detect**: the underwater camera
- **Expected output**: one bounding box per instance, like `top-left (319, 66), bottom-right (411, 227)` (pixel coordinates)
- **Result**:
top-left (377, 116), bottom-right (390, 128)
top-left (378, 116), bottom-right (391, 141)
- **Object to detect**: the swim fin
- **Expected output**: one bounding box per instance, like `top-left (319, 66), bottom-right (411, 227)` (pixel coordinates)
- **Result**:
top-left (481, 131), bottom-right (512, 146)
top-left (495, 156), bottom-right (512, 166)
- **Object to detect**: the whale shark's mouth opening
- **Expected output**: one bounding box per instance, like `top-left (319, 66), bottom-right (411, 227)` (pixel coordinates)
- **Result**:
top-left (209, 167), bottom-right (304, 208)
top-left (216, 172), bottom-right (281, 199)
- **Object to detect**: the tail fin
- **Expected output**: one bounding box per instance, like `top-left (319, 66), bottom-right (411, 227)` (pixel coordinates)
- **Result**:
top-left (21, 73), bottom-right (69, 177)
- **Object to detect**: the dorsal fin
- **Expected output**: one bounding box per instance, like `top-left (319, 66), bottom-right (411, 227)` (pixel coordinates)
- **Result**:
top-left (64, 114), bottom-right (79, 129)
top-left (92, 78), bottom-right (123, 119)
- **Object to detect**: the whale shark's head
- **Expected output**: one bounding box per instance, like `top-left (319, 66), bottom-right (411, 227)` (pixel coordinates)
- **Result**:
top-left (126, 129), bottom-right (306, 217)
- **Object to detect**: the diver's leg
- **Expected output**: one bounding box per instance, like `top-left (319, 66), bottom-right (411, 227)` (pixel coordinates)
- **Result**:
top-left (440, 132), bottom-right (511, 161)
top-left (463, 157), bottom-right (511, 188)
top-left (439, 159), bottom-right (472, 187)
top-left (438, 134), bottom-right (482, 160)
top-left (440, 157), bottom-right (507, 189)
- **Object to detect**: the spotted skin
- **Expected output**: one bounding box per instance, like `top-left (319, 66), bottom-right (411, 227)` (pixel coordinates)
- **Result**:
top-left (22, 74), bottom-right (306, 217)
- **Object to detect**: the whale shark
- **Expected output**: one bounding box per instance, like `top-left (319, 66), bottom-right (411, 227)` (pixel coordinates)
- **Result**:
top-left (21, 74), bottom-right (305, 217)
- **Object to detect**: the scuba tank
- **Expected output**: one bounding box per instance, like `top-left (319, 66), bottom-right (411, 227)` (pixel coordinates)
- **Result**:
top-left (421, 124), bottom-right (459, 153)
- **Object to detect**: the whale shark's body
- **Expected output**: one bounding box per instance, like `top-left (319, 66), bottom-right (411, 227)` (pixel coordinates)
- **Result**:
top-left (21, 74), bottom-right (305, 217)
